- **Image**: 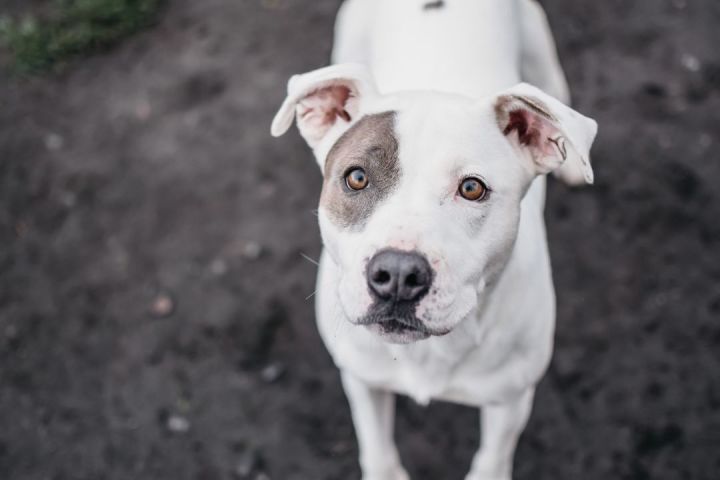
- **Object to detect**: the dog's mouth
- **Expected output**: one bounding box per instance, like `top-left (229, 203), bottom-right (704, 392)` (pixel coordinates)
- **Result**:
top-left (378, 317), bottom-right (425, 334)
top-left (357, 303), bottom-right (444, 343)
top-left (363, 319), bottom-right (431, 344)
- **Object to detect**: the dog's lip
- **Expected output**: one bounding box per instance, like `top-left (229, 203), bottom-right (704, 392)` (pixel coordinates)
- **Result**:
top-left (355, 298), bottom-right (456, 339)
top-left (378, 319), bottom-right (452, 338)
top-left (358, 309), bottom-right (428, 332)
top-left (364, 322), bottom-right (431, 344)
top-left (379, 318), bottom-right (423, 334)
top-left (360, 314), bottom-right (453, 339)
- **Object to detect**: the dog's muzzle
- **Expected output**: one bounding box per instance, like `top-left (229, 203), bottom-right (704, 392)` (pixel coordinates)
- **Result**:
top-left (361, 249), bottom-right (434, 335)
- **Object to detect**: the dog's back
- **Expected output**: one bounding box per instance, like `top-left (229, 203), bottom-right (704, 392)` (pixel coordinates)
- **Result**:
top-left (333, 0), bottom-right (523, 98)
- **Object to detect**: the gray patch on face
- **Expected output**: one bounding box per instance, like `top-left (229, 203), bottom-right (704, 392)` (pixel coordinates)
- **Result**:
top-left (321, 112), bottom-right (400, 230)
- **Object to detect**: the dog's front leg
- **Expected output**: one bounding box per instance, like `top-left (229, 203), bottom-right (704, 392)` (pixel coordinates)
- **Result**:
top-left (466, 389), bottom-right (535, 480)
top-left (341, 372), bottom-right (409, 480)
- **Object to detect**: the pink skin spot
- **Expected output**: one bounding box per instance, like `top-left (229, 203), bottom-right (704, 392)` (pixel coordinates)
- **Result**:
top-left (297, 85), bottom-right (353, 132)
top-left (504, 110), bottom-right (541, 146)
top-left (504, 109), bottom-right (565, 160)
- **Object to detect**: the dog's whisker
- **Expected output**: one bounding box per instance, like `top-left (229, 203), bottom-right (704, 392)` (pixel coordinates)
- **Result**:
top-left (305, 290), bottom-right (317, 301)
top-left (311, 209), bottom-right (319, 217)
top-left (300, 252), bottom-right (320, 267)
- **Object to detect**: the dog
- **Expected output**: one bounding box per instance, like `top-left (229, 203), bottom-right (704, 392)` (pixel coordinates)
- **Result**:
top-left (271, 1), bottom-right (597, 479)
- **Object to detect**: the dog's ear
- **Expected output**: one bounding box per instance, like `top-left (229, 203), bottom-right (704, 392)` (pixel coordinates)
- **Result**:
top-left (271, 63), bottom-right (378, 150)
top-left (494, 83), bottom-right (597, 184)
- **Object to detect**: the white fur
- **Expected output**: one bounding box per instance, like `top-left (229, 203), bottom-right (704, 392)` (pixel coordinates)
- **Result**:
top-left (271, 2), bottom-right (598, 479)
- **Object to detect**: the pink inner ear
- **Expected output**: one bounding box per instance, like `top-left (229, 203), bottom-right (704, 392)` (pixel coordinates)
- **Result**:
top-left (503, 109), bottom-right (561, 160)
top-left (298, 84), bottom-right (353, 133)
top-left (504, 110), bottom-right (540, 147)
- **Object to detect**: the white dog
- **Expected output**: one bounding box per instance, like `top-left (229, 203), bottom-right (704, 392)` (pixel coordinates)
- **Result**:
top-left (271, 1), bottom-right (597, 479)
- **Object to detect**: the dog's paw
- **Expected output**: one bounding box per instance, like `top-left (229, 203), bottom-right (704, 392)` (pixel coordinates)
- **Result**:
top-left (363, 465), bottom-right (410, 480)
top-left (464, 471), bottom-right (510, 480)
top-left (464, 475), bottom-right (510, 480)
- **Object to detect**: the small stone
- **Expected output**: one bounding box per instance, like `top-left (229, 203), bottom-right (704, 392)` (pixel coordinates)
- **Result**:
top-left (699, 133), bottom-right (713, 149)
top-left (135, 101), bottom-right (152, 120)
top-left (242, 242), bottom-right (263, 260)
top-left (254, 473), bottom-right (270, 480)
top-left (5, 324), bottom-right (17, 339)
top-left (150, 293), bottom-right (175, 318)
top-left (210, 258), bottom-right (228, 276)
top-left (166, 414), bottom-right (190, 433)
top-left (234, 449), bottom-right (260, 478)
top-left (681, 53), bottom-right (701, 73)
top-left (258, 182), bottom-right (277, 198)
top-left (44, 133), bottom-right (64, 151)
top-left (260, 363), bottom-right (285, 383)
top-left (60, 192), bottom-right (77, 208)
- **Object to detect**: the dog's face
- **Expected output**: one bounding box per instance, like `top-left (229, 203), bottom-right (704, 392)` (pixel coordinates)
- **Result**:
top-left (317, 96), bottom-right (531, 343)
top-left (272, 65), bottom-right (596, 344)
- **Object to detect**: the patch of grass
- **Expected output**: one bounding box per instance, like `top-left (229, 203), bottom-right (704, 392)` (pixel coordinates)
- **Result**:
top-left (0, 0), bottom-right (163, 73)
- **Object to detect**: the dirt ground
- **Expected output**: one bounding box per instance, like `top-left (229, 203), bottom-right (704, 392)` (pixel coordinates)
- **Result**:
top-left (1, 1), bottom-right (719, 479)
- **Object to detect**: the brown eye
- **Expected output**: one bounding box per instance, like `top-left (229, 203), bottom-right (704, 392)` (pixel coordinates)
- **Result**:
top-left (345, 167), bottom-right (369, 191)
top-left (459, 177), bottom-right (488, 201)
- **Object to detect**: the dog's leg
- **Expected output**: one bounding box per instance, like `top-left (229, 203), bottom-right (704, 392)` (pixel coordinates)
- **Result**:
top-left (518, 0), bottom-right (589, 186)
top-left (341, 372), bottom-right (409, 480)
top-left (465, 389), bottom-right (535, 480)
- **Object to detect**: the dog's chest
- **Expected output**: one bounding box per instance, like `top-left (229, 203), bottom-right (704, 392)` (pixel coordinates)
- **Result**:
top-left (319, 311), bottom-right (486, 405)
top-left (384, 334), bottom-right (479, 404)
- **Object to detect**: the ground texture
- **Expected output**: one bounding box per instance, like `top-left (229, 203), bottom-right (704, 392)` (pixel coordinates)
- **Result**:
top-left (1, 1), bottom-right (719, 479)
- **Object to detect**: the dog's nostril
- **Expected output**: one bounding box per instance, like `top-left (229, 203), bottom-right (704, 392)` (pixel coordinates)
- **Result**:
top-left (367, 249), bottom-right (433, 303)
top-left (373, 270), bottom-right (391, 284)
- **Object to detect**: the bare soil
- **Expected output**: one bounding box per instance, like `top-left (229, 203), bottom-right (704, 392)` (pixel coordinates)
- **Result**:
top-left (1, 1), bottom-right (719, 479)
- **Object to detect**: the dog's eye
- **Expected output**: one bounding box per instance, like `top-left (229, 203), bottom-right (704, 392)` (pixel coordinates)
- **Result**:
top-left (458, 177), bottom-right (488, 201)
top-left (345, 167), bottom-right (369, 191)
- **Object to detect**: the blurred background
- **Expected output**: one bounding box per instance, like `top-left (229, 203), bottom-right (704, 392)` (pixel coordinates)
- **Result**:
top-left (1, 1), bottom-right (719, 479)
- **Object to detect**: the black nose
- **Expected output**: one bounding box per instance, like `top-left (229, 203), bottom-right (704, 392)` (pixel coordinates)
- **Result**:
top-left (367, 249), bottom-right (433, 303)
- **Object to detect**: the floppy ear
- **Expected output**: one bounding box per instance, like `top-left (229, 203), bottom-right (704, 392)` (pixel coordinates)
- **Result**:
top-left (494, 83), bottom-right (597, 184)
top-left (271, 63), bottom-right (378, 150)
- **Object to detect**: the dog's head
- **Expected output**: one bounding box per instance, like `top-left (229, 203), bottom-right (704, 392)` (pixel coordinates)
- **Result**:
top-left (272, 64), bottom-right (597, 344)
